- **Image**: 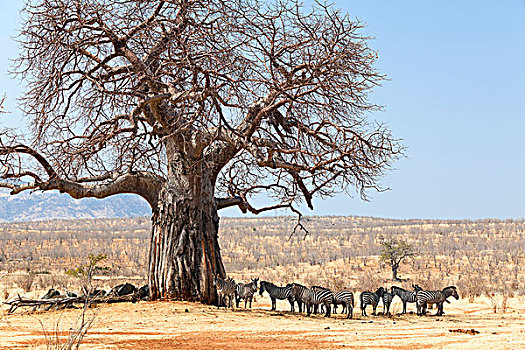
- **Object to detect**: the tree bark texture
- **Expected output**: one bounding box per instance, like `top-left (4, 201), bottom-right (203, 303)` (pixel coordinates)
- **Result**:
top-left (148, 182), bottom-right (225, 303)
top-left (148, 145), bottom-right (225, 304)
top-left (392, 264), bottom-right (399, 281)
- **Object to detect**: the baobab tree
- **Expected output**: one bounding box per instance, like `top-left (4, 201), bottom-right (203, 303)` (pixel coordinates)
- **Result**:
top-left (0, 0), bottom-right (402, 304)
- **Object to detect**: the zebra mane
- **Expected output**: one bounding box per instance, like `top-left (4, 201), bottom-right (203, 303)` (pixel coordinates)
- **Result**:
top-left (260, 280), bottom-right (282, 290)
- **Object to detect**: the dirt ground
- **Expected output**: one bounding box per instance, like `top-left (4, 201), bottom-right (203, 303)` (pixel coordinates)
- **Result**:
top-left (1, 296), bottom-right (525, 350)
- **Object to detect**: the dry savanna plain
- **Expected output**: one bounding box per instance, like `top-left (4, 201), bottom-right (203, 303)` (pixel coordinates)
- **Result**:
top-left (1, 216), bottom-right (525, 349)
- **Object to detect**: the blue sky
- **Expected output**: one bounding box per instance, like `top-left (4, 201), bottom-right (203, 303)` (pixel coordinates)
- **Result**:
top-left (1, 1), bottom-right (524, 219)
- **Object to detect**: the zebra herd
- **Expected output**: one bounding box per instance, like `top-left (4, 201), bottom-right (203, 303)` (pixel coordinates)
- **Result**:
top-left (214, 275), bottom-right (459, 318)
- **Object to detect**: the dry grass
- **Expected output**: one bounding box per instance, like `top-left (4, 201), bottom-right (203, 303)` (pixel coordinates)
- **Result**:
top-left (2, 296), bottom-right (525, 350)
top-left (1, 216), bottom-right (524, 297)
top-left (1, 216), bottom-right (525, 349)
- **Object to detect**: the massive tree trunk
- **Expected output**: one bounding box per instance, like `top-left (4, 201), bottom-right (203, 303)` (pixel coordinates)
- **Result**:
top-left (148, 141), bottom-right (225, 304)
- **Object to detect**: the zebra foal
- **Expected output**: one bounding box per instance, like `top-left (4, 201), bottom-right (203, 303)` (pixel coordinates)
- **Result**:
top-left (416, 286), bottom-right (459, 316)
top-left (236, 277), bottom-right (259, 308)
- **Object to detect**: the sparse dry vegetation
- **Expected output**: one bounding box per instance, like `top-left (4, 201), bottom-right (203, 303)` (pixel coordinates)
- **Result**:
top-left (2, 215), bottom-right (525, 350)
top-left (1, 216), bottom-right (524, 299)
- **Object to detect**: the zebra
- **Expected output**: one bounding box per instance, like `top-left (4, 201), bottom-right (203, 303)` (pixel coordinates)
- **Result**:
top-left (311, 285), bottom-right (330, 314)
top-left (360, 287), bottom-right (385, 316)
top-left (416, 286), bottom-right (459, 316)
top-left (333, 291), bottom-right (354, 319)
top-left (291, 283), bottom-right (333, 317)
top-left (391, 284), bottom-right (422, 314)
top-left (236, 277), bottom-right (259, 308)
top-left (259, 281), bottom-right (296, 312)
top-left (214, 274), bottom-right (236, 309)
top-left (382, 288), bottom-right (394, 315)
top-left (289, 283), bottom-right (308, 313)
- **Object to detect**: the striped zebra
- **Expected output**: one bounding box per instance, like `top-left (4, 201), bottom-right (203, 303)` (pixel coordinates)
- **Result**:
top-left (259, 281), bottom-right (296, 312)
top-left (311, 285), bottom-right (330, 314)
top-left (360, 287), bottom-right (385, 316)
top-left (416, 286), bottom-right (459, 316)
top-left (236, 277), bottom-right (259, 308)
top-left (333, 291), bottom-right (354, 319)
top-left (289, 283), bottom-right (308, 313)
top-left (214, 274), bottom-right (236, 309)
top-left (391, 284), bottom-right (422, 314)
top-left (382, 288), bottom-right (394, 315)
top-left (291, 284), bottom-right (333, 317)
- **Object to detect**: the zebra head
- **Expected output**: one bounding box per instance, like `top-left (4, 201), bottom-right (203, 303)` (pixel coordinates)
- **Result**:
top-left (251, 277), bottom-right (259, 292)
top-left (259, 281), bottom-right (267, 295)
top-left (444, 286), bottom-right (459, 300)
top-left (290, 283), bottom-right (301, 297)
top-left (375, 286), bottom-right (385, 297)
top-left (412, 284), bottom-right (423, 292)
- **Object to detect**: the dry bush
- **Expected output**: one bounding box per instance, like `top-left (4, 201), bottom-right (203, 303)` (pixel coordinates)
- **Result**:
top-left (456, 273), bottom-right (486, 302)
top-left (2, 288), bottom-right (9, 301)
top-left (1, 216), bottom-right (525, 298)
top-left (488, 295), bottom-right (498, 313)
top-left (16, 273), bottom-right (35, 293)
top-left (501, 296), bottom-right (508, 313)
top-left (416, 271), bottom-right (450, 291)
top-left (356, 271), bottom-right (383, 292)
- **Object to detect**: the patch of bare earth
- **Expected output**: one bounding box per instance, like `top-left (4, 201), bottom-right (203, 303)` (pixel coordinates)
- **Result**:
top-left (2, 297), bottom-right (525, 349)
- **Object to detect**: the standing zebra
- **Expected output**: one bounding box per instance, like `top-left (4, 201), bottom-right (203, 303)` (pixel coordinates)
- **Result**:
top-left (311, 285), bottom-right (330, 314)
top-left (333, 291), bottom-right (354, 319)
top-left (382, 288), bottom-right (394, 315)
top-left (291, 284), bottom-right (333, 317)
top-left (391, 284), bottom-right (422, 314)
top-left (259, 281), bottom-right (296, 312)
top-left (416, 286), bottom-right (459, 316)
top-left (360, 287), bottom-right (385, 316)
top-left (214, 275), bottom-right (236, 309)
top-left (236, 278), bottom-right (259, 308)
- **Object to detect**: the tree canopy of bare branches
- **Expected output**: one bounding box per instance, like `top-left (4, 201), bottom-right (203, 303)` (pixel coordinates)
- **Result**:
top-left (0, 0), bottom-right (402, 304)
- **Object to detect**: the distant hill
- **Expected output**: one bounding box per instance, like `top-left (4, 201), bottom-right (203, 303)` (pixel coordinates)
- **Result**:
top-left (0, 190), bottom-right (151, 221)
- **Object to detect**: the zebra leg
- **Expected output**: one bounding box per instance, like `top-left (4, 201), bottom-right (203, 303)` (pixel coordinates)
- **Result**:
top-left (271, 297), bottom-right (276, 311)
top-left (361, 299), bottom-right (366, 316)
top-left (372, 303), bottom-right (377, 316)
top-left (288, 297), bottom-right (295, 312)
top-left (436, 302), bottom-right (443, 316)
top-left (324, 301), bottom-right (331, 317)
top-left (402, 301), bottom-right (407, 314)
top-left (348, 304), bottom-right (353, 319)
top-left (333, 303), bottom-right (337, 314)
top-left (306, 303), bottom-right (312, 316)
